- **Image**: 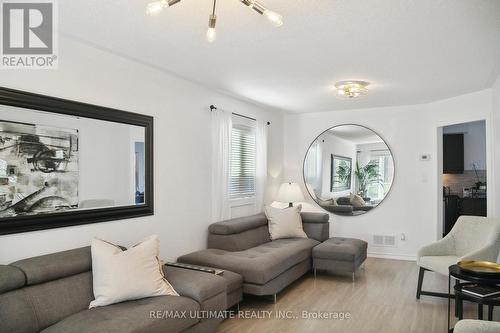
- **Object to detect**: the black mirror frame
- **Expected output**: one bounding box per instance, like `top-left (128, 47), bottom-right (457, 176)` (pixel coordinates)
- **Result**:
top-left (0, 87), bottom-right (154, 235)
top-left (302, 123), bottom-right (395, 217)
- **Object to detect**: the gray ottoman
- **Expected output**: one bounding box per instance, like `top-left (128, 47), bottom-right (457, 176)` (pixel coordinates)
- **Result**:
top-left (312, 237), bottom-right (368, 281)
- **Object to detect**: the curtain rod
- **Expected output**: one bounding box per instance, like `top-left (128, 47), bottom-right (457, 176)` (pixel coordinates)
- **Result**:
top-left (210, 105), bottom-right (270, 125)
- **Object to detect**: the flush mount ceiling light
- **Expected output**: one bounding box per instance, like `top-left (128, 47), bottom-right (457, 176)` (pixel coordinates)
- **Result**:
top-left (146, 0), bottom-right (284, 43)
top-left (334, 81), bottom-right (370, 99)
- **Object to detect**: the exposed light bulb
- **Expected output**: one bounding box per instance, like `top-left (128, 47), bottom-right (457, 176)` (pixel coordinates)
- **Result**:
top-left (264, 10), bottom-right (283, 27)
top-left (206, 28), bottom-right (217, 43)
top-left (146, 0), bottom-right (167, 15)
top-left (206, 14), bottom-right (217, 43)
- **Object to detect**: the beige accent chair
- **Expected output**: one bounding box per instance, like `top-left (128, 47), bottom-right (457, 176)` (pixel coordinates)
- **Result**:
top-left (416, 216), bottom-right (500, 299)
top-left (454, 320), bottom-right (500, 333)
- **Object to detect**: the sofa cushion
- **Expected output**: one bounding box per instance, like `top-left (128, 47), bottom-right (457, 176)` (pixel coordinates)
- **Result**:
top-left (0, 288), bottom-right (39, 333)
top-left (89, 236), bottom-right (178, 308)
top-left (336, 197), bottom-right (351, 205)
top-left (219, 270), bottom-right (243, 294)
top-left (24, 271), bottom-right (95, 330)
top-left (208, 225), bottom-right (270, 252)
top-left (41, 296), bottom-right (200, 333)
top-left (313, 238), bottom-right (368, 262)
top-left (265, 205), bottom-right (307, 241)
top-left (301, 212), bottom-right (329, 224)
top-left (208, 213), bottom-right (268, 235)
top-left (11, 247), bottom-right (91, 286)
top-left (179, 238), bottom-right (320, 285)
top-left (0, 265), bottom-right (25, 294)
top-left (350, 193), bottom-right (366, 208)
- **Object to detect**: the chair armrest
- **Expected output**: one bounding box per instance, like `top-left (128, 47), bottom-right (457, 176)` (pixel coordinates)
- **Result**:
top-left (417, 236), bottom-right (456, 260)
top-left (461, 241), bottom-right (500, 262)
top-left (454, 320), bottom-right (500, 333)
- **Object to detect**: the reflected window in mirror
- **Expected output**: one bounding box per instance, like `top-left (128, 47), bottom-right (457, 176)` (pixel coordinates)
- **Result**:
top-left (303, 125), bottom-right (394, 216)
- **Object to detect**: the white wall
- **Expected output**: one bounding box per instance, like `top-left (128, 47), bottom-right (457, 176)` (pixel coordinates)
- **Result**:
top-left (0, 36), bottom-right (285, 263)
top-left (443, 120), bottom-right (486, 170)
top-left (319, 132), bottom-right (356, 198)
top-left (284, 89), bottom-right (493, 260)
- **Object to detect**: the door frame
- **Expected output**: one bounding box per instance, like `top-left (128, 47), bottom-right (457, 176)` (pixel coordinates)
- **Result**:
top-left (435, 117), bottom-right (494, 239)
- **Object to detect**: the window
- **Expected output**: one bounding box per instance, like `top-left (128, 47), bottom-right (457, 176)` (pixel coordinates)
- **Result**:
top-left (229, 122), bottom-right (256, 199)
top-left (364, 151), bottom-right (394, 202)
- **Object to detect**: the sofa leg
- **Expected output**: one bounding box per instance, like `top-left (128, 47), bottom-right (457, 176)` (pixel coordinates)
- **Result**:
top-left (416, 267), bottom-right (425, 299)
top-left (273, 294), bottom-right (277, 304)
top-left (352, 272), bottom-right (355, 282)
top-left (314, 268), bottom-right (317, 279)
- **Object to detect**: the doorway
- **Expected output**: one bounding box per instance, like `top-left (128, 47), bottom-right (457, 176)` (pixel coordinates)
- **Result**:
top-left (438, 120), bottom-right (487, 238)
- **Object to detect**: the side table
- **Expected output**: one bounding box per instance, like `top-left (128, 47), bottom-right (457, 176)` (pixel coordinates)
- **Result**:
top-left (448, 264), bottom-right (500, 332)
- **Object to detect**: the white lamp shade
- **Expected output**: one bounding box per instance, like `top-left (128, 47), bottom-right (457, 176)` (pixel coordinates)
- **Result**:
top-left (276, 183), bottom-right (305, 203)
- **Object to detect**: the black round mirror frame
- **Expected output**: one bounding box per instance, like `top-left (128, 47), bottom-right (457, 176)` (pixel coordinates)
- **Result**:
top-left (302, 124), bottom-right (395, 217)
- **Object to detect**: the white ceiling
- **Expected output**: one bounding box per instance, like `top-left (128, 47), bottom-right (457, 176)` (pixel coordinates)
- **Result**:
top-left (59, 0), bottom-right (500, 113)
top-left (327, 125), bottom-right (383, 145)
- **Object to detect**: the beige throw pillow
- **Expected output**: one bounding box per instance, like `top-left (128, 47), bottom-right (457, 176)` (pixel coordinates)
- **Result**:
top-left (264, 204), bottom-right (308, 240)
top-left (350, 193), bottom-right (366, 208)
top-left (89, 235), bottom-right (178, 308)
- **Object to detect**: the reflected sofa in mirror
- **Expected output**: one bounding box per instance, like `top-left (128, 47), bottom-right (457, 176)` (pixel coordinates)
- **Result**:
top-left (0, 87), bottom-right (153, 235)
top-left (304, 124), bottom-right (394, 216)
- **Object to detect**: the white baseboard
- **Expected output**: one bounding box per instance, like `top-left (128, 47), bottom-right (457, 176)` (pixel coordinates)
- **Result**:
top-left (368, 252), bottom-right (417, 261)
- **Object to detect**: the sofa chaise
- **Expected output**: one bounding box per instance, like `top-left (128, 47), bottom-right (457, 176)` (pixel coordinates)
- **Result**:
top-left (178, 212), bottom-right (330, 301)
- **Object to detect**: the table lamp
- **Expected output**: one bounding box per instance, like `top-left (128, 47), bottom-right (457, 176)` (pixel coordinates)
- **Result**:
top-left (277, 182), bottom-right (304, 207)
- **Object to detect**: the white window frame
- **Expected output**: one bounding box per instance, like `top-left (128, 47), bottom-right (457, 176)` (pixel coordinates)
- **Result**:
top-left (229, 115), bottom-right (256, 206)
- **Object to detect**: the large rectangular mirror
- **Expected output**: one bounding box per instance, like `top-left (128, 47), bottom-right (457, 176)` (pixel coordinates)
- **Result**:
top-left (0, 87), bottom-right (153, 235)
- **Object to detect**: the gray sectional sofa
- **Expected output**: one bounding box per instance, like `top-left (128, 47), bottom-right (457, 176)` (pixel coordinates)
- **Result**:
top-left (0, 247), bottom-right (230, 333)
top-left (0, 211), bottom-right (363, 333)
top-left (178, 212), bottom-right (330, 300)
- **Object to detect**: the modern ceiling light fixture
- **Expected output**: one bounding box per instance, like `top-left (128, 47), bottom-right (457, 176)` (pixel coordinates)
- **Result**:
top-left (334, 81), bottom-right (370, 99)
top-left (240, 0), bottom-right (283, 27)
top-left (146, 0), bottom-right (181, 16)
top-left (146, 0), bottom-right (284, 41)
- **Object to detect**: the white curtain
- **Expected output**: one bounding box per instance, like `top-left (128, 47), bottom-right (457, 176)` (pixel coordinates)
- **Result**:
top-left (211, 109), bottom-right (232, 222)
top-left (254, 120), bottom-right (268, 213)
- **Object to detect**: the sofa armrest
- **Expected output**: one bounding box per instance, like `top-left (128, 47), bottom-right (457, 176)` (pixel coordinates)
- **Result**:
top-left (454, 320), bottom-right (500, 333)
top-left (461, 241), bottom-right (500, 262)
top-left (163, 266), bottom-right (226, 308)
top-left (417, 236), bottom-right (456, 260)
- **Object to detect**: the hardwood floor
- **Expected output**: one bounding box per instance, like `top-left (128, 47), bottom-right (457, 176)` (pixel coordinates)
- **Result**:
top-left (217, 258), bottom-right (498, 333)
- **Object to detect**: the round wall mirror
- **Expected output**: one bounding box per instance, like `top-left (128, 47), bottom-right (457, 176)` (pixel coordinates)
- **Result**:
top-left (303, 124), bottom-right (394, 216)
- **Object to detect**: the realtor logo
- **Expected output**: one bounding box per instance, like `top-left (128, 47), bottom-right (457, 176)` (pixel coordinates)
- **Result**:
top-left (1, 0), bottom-right (58, 69)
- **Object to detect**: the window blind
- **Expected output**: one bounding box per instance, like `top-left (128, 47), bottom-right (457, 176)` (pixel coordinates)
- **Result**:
top-left (230, 123), bottom-right (256, 199)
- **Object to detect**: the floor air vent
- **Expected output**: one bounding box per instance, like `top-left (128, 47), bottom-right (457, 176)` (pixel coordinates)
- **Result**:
top-left (373, 235), bottom-right (396, 247)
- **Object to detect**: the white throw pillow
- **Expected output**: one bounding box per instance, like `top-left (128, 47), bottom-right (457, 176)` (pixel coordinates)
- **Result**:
top-left (264, 204), bottom-right (308, 240)
top-left (350, 193), bottom-right (366, 207)
top-left (89, 235), bottom-right (178, 308)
